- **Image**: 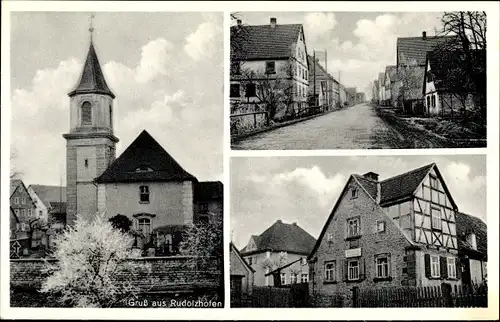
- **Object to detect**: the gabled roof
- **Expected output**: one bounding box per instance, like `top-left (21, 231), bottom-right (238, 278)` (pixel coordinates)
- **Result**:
top-left (230, 23), bottom-right (304, 61)
top-left (194, 181), bottom-right (223, 201)
top-left (230, 242), bottom-right (255, 273)
top-left (241, 220), bottom-right (316, 256)
top-left (29, 185), bottom-right (66, 208)
top-left (397, 35), bottom-right (458, 66)
top-left (95, 130), bottom-right (197, 184)
top-left (10, 179), bottom-right (22, 197)
top-left (68, 41), bottom-right (115, 98)
top-left (455, 212), bottom-right (487, 259)
top-left (307, 55), bottom-right (336, 82)
top-left (425, 49), bottom-right (486, 93)
top-left (385, 65), bottom-right (397, 82)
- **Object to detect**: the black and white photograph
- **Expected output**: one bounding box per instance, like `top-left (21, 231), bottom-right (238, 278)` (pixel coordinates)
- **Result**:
top-left (230, 155), bottom-right (488, 307)
top-left (230, 11), bottom-right (487, 150)
top-left (7, 11), bottom-right (224, 308)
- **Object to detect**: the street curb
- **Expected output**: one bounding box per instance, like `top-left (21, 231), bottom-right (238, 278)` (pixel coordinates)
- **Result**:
top-left (230, 108), bottom-right (339, 145)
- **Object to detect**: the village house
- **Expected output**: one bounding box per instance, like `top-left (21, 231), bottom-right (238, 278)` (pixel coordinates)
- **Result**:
top-left (455, 212), bottom-right (487, 286)
top-left (384, 65), bottom-right (397, 107)
top-left (339, 84), bottom-right (347, 107)
top-left (307, 55), bottom-right (337, 110)
top-left (423, 49), bottom-right (486, 117)
top-left (396, 31), bottom-right (457, 114)
top-left (230, 18), bottom-right (310, 120)
top-left (345, 87), bottom-right (357, 107)
top-left (372, 80), bottom-right (379, 104)
top-left (355, 92), bottom-right (366, 105)
top-left (230, 242), bottom-right (255, 306)
top-left (308, 163), bottom-right (472, 298)
top-left (240, 219), bottom-right (316, 287)
top-left (60, 33), bottom-right (222, 256)
top-left (10, 180), bottom-right (38, 246)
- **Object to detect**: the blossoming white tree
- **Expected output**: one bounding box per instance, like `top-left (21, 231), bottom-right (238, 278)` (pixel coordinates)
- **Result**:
top-left (41, 211), bottom-right (151, 308)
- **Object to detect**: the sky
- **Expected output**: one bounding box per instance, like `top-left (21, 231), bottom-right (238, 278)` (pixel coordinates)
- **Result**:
top-left (230, 155), bottom-right (486, 249)
top-left (231, 11), bottom-right (444, 100)
top-left (10, 12), bottom-right (223, 186)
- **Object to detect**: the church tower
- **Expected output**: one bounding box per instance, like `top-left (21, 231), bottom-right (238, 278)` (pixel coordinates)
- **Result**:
top-left (63, 20), bottom-right (118, 224)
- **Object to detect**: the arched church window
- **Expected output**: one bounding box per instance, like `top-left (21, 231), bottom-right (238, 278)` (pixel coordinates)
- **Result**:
top-left (81, 101), bottom-right (92, 126)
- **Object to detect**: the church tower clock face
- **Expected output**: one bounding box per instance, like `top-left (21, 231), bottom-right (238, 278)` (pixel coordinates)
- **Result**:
top-left (62, 22), bottom-right (119, 225)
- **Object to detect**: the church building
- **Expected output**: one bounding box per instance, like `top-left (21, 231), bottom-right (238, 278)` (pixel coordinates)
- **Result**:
top-left (62, 29), bottom-right (222, 255)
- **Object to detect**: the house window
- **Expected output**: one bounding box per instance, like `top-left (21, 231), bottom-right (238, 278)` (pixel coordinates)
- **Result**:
top-left (351, 188), bottom-right (358, 199)
top-left (327, 233), bottom-right (334, 243)
top-left (301, 258), bottom-right (307, 265)
top-left (280, 273), bottom-right (287, 285)
top-left (254, 256), bottom-right (257, 264)
top-left (109, 105), bottom-right (113, 127)
top-left (199, 202), bottom-right (209, 214)
top-left (138, 218), bottom-right (151, 240)
top-left (348, 259), bottom-right (360, 281)
top-left (376, 256), bottom-right (389, 278)
top-left (84, 159), bottom-right (89, 168)
top-left (430, 255), bottom-right (440, 277)
top-left (230, 61), bottom-right (241, 75)
top-left (376, 220), bottom-right (386, 233)
top-left (21, 197), bottom-right (25, 204)
top-left (230, 84), bottom-right (240, 98)
top-left (301, 273), bottom-right (308, 283)
top-left (81, 101), bottom-right (92, 126)
top-left (426, 96), bottom-right (431, 108)
top-left (325, 261), bottom-right (336, 281)
top-left (14, 197), bottom-right (19, 204)
top-left (245, 83), bottom-right (256, 97)
top-left (20, 222), bottom-right (27, 231)
top-left (248, 257), bottom-right (252, 265)
top-left (14, 209), bottom-right (19, 216)
top-left (139, 185), bottom-right (150, 203)
top-left (431, 207), bottom-right (442, 230)
top-left (265, 61), bottom-right (276, 74)
top-left (290, 273), bottom-right (297, 284)
top-left (39, 210), bottom-right (43, 216)
top-left (430, 175), bottom-right (438, 189)
top-left (447, 257), bottom-right (457, 278)
top-left (347, 217), bottom-right (360, 238)
top-left (305, 70), bottom-right (308, 80)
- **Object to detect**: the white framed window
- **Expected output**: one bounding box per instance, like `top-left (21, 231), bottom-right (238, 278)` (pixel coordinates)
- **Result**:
top-left (139, 185), bottom-right (150, 203)
top-left (325, 261), bottom-right (336, 281)
top-left (290, 273), bottom-right (297, 284)
top-left (430, 255), bottom-right (440, 278)
top-left (327, 232), bottom-right (334, 243)
top-left (279, 251), bottom-right (288, 261)
top-left (431, 207), bottom-right (442, 230)
top-left (280, 273), bottom-right (287, 285)
top-left (376, 220), bottom-right (386, 233)
top-left (301, 258), bottom-right (307, 265)
top-left (347, 217), bottom-right (360, 237)
top-left (14, 209), bottom-right (19, 216)
top-left (430, 174), bottom-right (438, 189)
top-left (447, 257), bottom-right (457, 278)
top-left (348, 259), bottom-right (360, 281)
top-left (376, 256), bottom-right (389, 278)
top-left (21, 197), bottom-right (25, 204)
top-left (248, 257), bottom-right (252, 265)
top-left (20, 222), bottom-right (27, 231)
top-left (138, 218), bottom-right (151, 240)
top-left (38, 210), bottom-right (43, 216)
top-left (351, 187), bottom-right (358, 199)
top-left (14, 197), bottom-right (19, 204)
top-left (301, 273), bottom-right (308, 283)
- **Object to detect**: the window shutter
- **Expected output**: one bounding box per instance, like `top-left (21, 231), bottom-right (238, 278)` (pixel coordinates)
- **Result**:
top-left (440, 256), bottom-right (447, 279)
top-left (343, 260), bottom-right (348, 281)
top-left (360, 258), bottom-right (366, 280)
top-left (424, 254), bottom-right (431, 278)
top-left (455, 257), bottom-right (462, 280)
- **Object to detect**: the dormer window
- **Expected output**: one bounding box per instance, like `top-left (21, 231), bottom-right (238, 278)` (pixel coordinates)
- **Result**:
top-left (81, 101), bottom-right (92, 126)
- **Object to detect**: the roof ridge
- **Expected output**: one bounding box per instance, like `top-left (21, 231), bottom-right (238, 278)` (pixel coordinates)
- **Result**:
top-left (381, 163), bottom-right (434, 184)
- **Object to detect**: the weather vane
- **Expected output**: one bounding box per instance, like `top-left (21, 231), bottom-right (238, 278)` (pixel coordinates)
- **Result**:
top-left (89, 13), bottom-right (95, 39)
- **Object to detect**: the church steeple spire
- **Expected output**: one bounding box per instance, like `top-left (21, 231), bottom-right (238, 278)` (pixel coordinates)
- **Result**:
top-left (68, 13), bottom-right (115, 99)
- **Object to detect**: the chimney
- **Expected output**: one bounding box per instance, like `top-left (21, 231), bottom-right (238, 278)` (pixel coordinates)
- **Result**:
top-left (363, 171), bottom-right (379, 182)
top-left (292, 222), bottom-right (297, 226)
top-left (277, 219), bottom-right (282, 224)
top-left (422, 31), bottom-right (427, 39)
top-left (237, 19), bottom-right (242, 26)
top-left (270, 17), bottom-right (277, 29)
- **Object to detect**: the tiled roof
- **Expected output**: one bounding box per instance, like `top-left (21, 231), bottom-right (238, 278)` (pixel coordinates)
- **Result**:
top-left (353, 175), bottom-right (378, 200)
top-left (68, 41), bottom-right (115, 98)
top-left (426, 49), bottom-right (486, 92)
top-left (95, 130), bottom-right (197, 183)
top-left (194, 181), bottom-right (223, 201)
top-left (230, 242), bottom-right (255, 273)
top-left (48, 201), bottom-right (67, 215)
top-left (455, 212), bottom-right (487, 257)
top-left (379, 163), bottom-right (434, 205)
top-left (241, 220), bottom-right (316, 255)
top-left (230, 24), bottom-right (302, 60)
top-left (29, 185), bottom-right (66, 208)
top-left (397, 35), bottom-right (458, 66)
top-left (10, 179), bottom-right (22, 196)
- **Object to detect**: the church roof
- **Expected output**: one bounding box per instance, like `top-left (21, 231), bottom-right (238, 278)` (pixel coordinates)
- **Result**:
top-left (68, 41), bottom-right (115, 98)
top-left (95, 130), bottom-right (197, 184)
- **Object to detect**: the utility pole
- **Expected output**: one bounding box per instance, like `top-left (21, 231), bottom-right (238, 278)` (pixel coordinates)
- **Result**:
top-left (325, 48), bottom-right (328, 111)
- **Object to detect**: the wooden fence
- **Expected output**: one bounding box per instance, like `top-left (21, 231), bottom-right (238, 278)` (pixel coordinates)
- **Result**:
top-left (249, 283), bottom-right (309, 308)
top-left (352, 283), bottom-right (487, 308)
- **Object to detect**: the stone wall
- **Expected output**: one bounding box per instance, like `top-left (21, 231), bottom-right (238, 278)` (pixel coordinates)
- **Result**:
top-left (10, 256), bottom-right (222, 294)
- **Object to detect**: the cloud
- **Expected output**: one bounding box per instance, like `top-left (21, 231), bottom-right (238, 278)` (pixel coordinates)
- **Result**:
top-left (304, 12), bottom-right (337, 41)
top-left (135, 38), bottom-right (174, 83)
top-left (184, 20), bottom-right (218, 61)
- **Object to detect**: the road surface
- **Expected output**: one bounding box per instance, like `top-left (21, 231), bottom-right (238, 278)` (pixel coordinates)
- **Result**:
top-left (232, 103), bottom-right (405, 150)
